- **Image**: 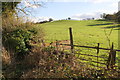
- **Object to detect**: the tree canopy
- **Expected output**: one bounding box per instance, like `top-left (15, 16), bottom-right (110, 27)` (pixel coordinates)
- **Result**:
top-left (2, 1), bottom-right (21, 17)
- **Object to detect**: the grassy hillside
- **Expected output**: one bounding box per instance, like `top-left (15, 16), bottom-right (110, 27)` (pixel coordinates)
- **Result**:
top-left (3, 19), bottom-right (120, 78)
top-left (36, 20), bottom-right (120, 67)
top-left (38, 20), bottom-right (119, 49)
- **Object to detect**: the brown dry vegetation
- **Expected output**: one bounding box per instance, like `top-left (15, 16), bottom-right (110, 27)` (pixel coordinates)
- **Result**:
top-left (2, 45), bottom-right (120, 79)
top-left (2, 15), bottom-right (120, 79)
top-left (2, 46), bottom-right (92, 78)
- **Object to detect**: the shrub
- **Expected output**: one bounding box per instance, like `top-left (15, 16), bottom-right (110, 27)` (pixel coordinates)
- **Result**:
top-left (3, 28), bottom-right (37, 55)
top-left (2, 15), bottom-right (44, 56)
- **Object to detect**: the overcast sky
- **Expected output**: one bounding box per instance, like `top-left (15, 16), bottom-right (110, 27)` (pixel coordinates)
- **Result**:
top-left (19, 0), bottom-right (120, 22)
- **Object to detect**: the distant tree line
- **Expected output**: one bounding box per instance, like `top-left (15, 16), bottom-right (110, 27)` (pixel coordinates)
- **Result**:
top-left (36, 18), bottom-right (53, 24)
top-left (101, 11), bottom-right (120, 23)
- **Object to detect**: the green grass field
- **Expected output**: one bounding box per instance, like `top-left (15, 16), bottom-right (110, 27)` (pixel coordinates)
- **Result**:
top-left (36, 20), bottom-right (120, 68)
top-left (38, 20), bottom-right (119, 48)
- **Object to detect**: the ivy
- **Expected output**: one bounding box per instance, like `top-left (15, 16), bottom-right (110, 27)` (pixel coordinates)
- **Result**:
top-left (3, 28), bottom-right (37, 55)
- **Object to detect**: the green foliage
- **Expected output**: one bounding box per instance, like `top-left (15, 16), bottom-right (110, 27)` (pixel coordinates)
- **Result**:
top-left (2, 2), bottom-right (21, 17)
top-left (101, 13), bottom-right (107, 19)
top-left (28, 28), bottom-right (37, 34)
top-left (49, 18), bottom-right (53, 22)
top-left (43, 46), bottom-right (55, 52)
top-left (116, 12), bottom-right (120, 23)
top-left (3, 28), bottom-right (37, 54)
top-left (68, 17), bottom-right (71, 20)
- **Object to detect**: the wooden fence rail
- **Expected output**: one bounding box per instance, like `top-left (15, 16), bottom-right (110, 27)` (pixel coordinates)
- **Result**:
top-left (56, 27), bottom-right (120, 69)
top-left (59, 44), bottom-right (120, 52)
top-left (75, 53), bottom-right (107, 59)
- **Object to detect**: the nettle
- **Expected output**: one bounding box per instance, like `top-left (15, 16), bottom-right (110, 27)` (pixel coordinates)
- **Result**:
top-left (3, 28), bottom-right (37, 54)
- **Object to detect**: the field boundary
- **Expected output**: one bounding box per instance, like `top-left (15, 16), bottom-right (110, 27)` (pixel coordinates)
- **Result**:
top-left (55, 27), bottom-right (120, 69)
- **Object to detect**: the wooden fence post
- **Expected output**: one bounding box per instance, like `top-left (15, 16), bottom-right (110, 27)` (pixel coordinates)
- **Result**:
top-left (97, 43), bottom-right (100, 68)
top-left (107, 42), bottom-right (116, 69)
top-left (56, 40), bottom-right (59, 51)
top-left (69, 27), bottom-right (74, 53)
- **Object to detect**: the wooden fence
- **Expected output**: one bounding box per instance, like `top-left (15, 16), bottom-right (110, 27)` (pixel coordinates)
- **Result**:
top-left (56, 27), bottom-right (120, 69)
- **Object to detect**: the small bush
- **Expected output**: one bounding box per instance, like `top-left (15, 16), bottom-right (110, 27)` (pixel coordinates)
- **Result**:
top-left (2, 15), bottom-right (44, 57)
top-left (3, 28), bottom-right (38, 55)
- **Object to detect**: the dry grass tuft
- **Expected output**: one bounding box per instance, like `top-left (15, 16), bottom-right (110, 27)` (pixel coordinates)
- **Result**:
top-left (2, 16), bottom-right (36, 32)
top-left (2, 47), bottom-right (11, 66)
top-left (2, 46), bottom-right (120, 79)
